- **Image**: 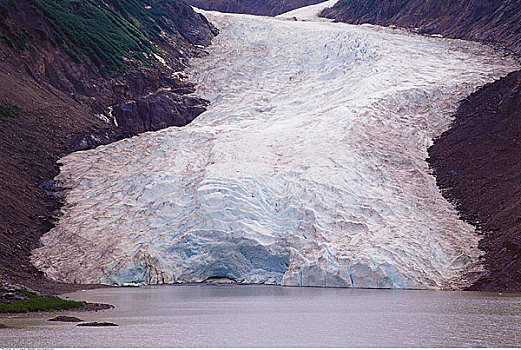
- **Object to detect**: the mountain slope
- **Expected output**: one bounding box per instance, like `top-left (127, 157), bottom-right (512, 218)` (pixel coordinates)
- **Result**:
top-left (0, 0), bottom-right (217, 293)
top-left (321, 0), bottom-right (521, 54)
top-left (428, 70), bottom-right (521, 293)
top-left (184, 0), bottom-right (325, 16)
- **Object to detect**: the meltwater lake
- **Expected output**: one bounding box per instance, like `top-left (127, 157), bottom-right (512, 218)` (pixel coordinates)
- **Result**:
top-left (1, 285), bottom-right (520, 347)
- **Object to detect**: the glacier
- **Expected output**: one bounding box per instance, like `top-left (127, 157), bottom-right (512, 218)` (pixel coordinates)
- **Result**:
top-left (31, 3), bottom-right (519, 289)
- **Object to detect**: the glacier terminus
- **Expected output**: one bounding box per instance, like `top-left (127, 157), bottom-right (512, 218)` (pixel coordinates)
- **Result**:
top-left (31, 2), bottom-right (519, 289)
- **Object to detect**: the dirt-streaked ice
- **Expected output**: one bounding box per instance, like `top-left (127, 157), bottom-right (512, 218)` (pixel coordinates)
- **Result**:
top-left (32, 4), bottom-right (518, 289)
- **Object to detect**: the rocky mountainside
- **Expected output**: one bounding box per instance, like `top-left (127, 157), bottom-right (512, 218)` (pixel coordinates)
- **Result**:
top-left (321, 0), bottom-right (521, 54)
top-left (428, 70), bottom-right (521, 293)
top-left (185, 0), bottom-right (325, 16)
top-left (0, 0), bottom-right (217, 294)
top-left (421, 9), bottom-right (521, 293)
top-left (322, 0), bottom-right (521, 293)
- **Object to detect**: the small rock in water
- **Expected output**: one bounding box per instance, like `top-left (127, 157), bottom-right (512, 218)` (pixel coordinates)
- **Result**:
top-left (77, 322), bottom-right (118, 327)
top-left (49, 316), bottom-right (83, 322)
top-left (203, 277), bottom-right (237, 284)
top-left (0, 324), bottom-right (7, 329)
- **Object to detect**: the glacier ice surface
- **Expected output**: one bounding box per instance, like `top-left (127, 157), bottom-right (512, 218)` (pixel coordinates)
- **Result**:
top-left (32, 4), bottom-right (519, 289)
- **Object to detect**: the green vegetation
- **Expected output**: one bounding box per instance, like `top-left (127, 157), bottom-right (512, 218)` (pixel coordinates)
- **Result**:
top-left (0, 3), bottom-right (32, 50)
top-left (0, 3), bottom-right (9, 18)
top-left (0, 104), bottom-right (21, 120)
top-left (0, 33), bottom-right (15, 49)
top-left (0, 290), bottom-right (85, 313)
top-left (0, 0), bottom-right (187, 72)
top-left (29, 0), bottom-right (180, 72)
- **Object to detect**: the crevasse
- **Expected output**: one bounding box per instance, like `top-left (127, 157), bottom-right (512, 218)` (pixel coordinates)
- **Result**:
top-left (31, 3), bottom-right (518, 289)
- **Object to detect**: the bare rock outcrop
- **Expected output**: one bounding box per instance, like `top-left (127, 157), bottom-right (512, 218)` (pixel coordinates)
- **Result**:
top-left (113, 92), bottom-right (208, 133)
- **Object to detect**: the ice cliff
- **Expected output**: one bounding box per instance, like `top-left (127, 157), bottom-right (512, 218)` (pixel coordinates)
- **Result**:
top-left (31, 3), bottom-right (518, 289)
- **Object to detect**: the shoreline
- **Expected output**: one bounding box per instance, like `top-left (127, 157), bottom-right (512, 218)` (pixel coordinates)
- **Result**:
top-left (2, 285), bottom-right (520, 348)
top-left (62, 282), bottom-right (521, 296)
top-left (3, 279), bottom-right (520, 317)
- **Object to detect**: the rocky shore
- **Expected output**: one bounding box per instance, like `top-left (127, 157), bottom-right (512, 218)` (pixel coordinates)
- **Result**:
top-left (321, 0), bottom-right (521, 293)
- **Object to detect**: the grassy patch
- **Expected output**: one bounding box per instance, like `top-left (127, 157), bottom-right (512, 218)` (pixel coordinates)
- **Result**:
top-left (29, 0), bottom-right (180, 72)
top-left (0, 290), bottom-right (85, 313)
top-left (1, 0), bottom-right (194, 72)
top-left (0, 3), bottom-right (32, 51)
top-left (0, 104), bottom-right (21, 120)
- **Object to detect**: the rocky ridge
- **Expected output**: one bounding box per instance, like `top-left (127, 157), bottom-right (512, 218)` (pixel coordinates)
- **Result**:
top-left (428, 69), bottom-right (521, 293)
top-left (0, 0), bottom-right (217, 294)
top-left (185, 0), bottom-right (325, 16)
top-left (320, 0), bottom-right (521, 54)
top-left (321, 0), bottom-right (521, 293)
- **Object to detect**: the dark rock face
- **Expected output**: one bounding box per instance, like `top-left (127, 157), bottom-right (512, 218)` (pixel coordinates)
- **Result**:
top-left (161, 1), bottom-right (219, 45)
top-left (321, 0), bottom-right (521, 293)
top-left (0, 0), bottom-right (217, 294)
top-left (77, 322), bottom-right (118, 327)
top-left (113, 91), bottom-right (208, 133)
top-left (321, 0), bottom-right (521, 54)
top-left (185, 0), bottom-right (325, 16)
top-left (428, 71), bottom-right (521, 293)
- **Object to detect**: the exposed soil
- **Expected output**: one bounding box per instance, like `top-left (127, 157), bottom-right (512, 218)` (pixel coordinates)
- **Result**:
top-left (48, 316), bottom-right (84, 322)
top-left (0, 60), bottom-right (126, 294)
top-left (77, 322), bottom-right (118, 327)
top-left (73, 302), bottom-right (114, 313)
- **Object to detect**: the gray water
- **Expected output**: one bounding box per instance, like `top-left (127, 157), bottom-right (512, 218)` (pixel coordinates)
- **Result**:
top-left (1, 285), bottom-right (521, 347)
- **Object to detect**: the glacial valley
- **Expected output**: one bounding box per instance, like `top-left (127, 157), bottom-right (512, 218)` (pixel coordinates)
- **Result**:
top-left (32, 4), bottom-right (519, 289)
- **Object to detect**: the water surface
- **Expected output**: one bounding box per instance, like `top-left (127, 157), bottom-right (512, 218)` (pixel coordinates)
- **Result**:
top-left (1, 285), bottom-right (520, 347)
